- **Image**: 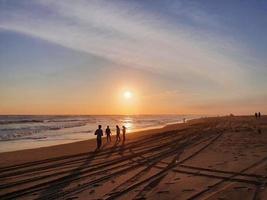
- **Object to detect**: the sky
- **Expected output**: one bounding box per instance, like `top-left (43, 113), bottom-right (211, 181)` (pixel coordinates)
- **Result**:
top-left (0, 0), bottom-right (267, 115)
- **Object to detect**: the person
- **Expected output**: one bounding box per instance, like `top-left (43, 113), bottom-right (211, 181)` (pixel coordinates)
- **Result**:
top-left (122, 125), bottom-right (126, 142)
top-left (258, 112), bottom-right (261, 118)
top-left (255, 112), bottom-right (258, 118)
top-left (95, 125), bottom-right (103, 150)
top-left (105, 125), bottom-right (111, 143)
top-left (116, 125), bottom-right (121, 143)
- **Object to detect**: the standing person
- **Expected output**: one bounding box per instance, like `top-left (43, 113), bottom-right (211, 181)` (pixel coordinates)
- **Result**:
top-left (122, 125), bottom-right (126, 143)
top-left (255, 112), bottom-right (258, 118)
top-left (105, 125), bottom-right (111, 143)
top-left (116, 125), bottom-right (121, 143)
top-left (259, 112), bottom-right (261, 118)
top-left (95, 125), bottom-right (103, 150)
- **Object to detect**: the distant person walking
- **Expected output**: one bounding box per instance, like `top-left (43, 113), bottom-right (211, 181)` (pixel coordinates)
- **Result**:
top-left (122, 126), bottom-right (126, 142)
top-left (258, 112), bottom-right (261, 118)
top-left (116, 125), bottom-right (121, 143)
top-left (255, 112), bottom-right (258, 118)
top-left (105, 126), bottom-right (111, 143)
top-left (95, 125), bottom-right (103, 150)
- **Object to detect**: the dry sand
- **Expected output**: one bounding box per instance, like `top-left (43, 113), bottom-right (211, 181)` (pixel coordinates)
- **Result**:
top-left (0, 116), bottom-right (266, 200)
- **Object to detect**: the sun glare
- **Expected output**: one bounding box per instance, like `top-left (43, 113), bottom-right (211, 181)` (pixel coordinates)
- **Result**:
top-left (123, 91), bottom-right (132, 99)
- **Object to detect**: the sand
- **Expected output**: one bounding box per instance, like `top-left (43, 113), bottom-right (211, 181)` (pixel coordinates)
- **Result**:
top-left (0, 116), bottom-right (266, 200)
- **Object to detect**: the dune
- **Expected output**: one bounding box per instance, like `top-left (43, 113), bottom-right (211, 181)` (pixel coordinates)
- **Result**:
top-left (0, 116), bottom-right (266, 200)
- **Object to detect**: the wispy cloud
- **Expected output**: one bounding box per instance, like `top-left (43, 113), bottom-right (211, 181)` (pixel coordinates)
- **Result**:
top-left (0, 0), bottom-right (261, 97)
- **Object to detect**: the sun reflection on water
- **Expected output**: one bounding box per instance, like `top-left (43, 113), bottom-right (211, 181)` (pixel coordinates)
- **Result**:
top-left (122, 117), bottom-right (134, 132)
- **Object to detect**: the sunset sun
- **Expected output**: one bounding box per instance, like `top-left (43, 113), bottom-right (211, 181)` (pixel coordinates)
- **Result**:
top-left (123, 91), bottom-right (132, 99)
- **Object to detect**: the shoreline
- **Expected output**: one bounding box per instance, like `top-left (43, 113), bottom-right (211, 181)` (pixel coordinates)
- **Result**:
top-left (0, 118), bottom-right (197, 167)
top-left (0, 118), bottom-right (192, 154)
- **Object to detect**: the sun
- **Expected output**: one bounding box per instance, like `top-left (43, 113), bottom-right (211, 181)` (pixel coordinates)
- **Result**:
top-left (123, 91), bottom-right (132, 99)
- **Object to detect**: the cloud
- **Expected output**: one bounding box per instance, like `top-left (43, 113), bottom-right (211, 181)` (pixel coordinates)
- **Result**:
top-left (0, 0), bottom-right (259, 96)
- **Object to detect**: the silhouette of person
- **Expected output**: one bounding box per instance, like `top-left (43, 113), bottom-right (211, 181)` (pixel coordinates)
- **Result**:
top-left (105, 125), bottom-right (111, 143)
top-left (122, 125), bottom-right (126, 142)
top-left (95, 125), bottom-right (103, 150)
top-left (258, 112), bottom-right (261, 118)
top-left (255, 112), bottom-right (258, 118)
top-left (116, 125), bottom-right (121, 143)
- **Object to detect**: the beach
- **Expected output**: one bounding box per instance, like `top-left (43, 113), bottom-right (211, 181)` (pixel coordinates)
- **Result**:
top-left (0, 116), bottom-right (266, 200)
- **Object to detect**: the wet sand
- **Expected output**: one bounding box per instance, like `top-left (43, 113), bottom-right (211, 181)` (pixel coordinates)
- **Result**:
top-left (0, 116), bottom-right (266, 200)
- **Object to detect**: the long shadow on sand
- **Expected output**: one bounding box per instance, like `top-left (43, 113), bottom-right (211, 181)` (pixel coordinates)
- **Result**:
top-left (104, 140), bottom-right (123, 159)
top-left (38, 149), bottom-right (99, 199)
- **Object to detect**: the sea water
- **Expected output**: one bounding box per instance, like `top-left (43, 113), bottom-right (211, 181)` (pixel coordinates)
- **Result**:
top-left (0, 115), bottom-right (199, 152)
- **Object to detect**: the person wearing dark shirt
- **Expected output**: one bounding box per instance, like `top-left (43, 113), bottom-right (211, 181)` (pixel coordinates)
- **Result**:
top-left (105, 125), bottom-right (111, 143)
top-left (95, 125), bottom-right (103, 149)
top-left (116, 125), bottom-right (121, 143)
top-left (122, 125), bottom-right (126, 142)
top-left (259, 112), bottom-right (261, 118)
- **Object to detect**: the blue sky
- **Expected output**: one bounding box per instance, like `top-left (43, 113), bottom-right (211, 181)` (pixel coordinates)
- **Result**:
top-left (0, 0), bottom-right (267, 114)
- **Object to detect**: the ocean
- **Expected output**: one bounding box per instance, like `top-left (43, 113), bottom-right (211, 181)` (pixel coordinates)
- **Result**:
top-left (0, 115), bottom-right (199, 152)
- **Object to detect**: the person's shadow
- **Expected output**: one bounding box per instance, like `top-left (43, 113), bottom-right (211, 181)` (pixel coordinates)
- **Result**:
top-left (104, 140), bottom-right (119, 158)
top-left (38, 148), bottom-right (99, 199)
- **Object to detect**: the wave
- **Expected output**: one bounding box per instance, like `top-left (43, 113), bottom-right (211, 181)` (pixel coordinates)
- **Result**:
top-left (0, 121), bottom-right (87, 141)
top-left (0, 115), bottom-right (196, 142)
top-left (0, 119), bottom-right (44, 125)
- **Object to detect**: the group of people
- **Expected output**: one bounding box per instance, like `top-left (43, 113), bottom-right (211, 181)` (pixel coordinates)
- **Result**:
top-left (94, 125), bottom-right (127, 149)
top-left (255, 112), bottom-right (262, 118)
